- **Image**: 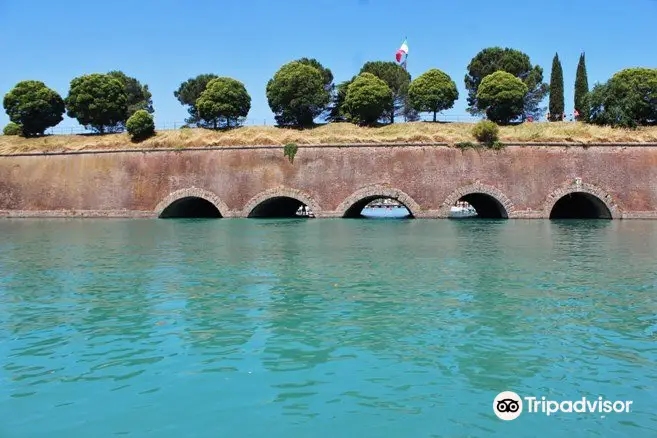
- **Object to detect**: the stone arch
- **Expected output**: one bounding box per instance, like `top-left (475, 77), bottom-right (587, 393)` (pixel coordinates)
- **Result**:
top-left (242, 187), bottom-right (322, 218)
top-left (155, 187), bottom-right (229, 218)
top-left (440, 182), bottom-right (514, 219)
top-left (336, 185), bottom-right (422, 218)
top-left (543, 180), bottom-right (621, 219)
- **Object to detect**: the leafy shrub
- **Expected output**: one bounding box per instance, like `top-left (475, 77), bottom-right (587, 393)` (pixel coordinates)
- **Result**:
top-left (3, 122), bottom-right (22, 136)
top-left (126, 110), bottom-right (155, 141)
top-left (284, 143), bottom-right (298, 163)
top-left (472, 120), bottom-right (500, 145)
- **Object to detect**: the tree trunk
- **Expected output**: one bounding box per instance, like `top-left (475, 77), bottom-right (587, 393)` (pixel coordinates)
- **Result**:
top-left (433, 111), bottom-right (437, 122)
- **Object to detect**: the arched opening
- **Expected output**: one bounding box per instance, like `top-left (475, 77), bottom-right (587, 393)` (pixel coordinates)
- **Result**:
top-left (549, 192), bottom-right (612, 219)
top-left (450, 193), bottom-right (508, 219)
top-left (159, 197), bottom-right (222, 218)
top-left (248, 196), bottom-right (313, 218)
top-left (343, 196), bottom-right (414, 219)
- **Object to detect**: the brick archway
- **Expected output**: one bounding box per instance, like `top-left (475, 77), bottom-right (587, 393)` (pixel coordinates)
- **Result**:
top-left (336, 184), bottom-right (422, 217)
top-left (155, 187), bottom-right (230, 217)
top-left (440, 182), bottom-right (515, 218)
top-left (543, 180), bottom-right (621, 219)
top-left (242, 187), bottom-right (322, 217)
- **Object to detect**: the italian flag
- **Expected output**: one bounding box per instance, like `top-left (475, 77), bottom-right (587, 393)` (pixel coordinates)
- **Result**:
top-left (396, 39), bottom-right (409, 62)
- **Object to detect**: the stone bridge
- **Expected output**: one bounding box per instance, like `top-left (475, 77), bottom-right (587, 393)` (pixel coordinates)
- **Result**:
top-left (0, 144), bottom-right (656, 219)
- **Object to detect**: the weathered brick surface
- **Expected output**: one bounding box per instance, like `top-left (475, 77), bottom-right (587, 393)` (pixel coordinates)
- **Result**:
top-left (0, 145), bottom-right (656, 218)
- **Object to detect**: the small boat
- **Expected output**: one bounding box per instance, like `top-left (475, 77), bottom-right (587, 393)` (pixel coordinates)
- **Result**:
top-left (296, 205), bottom-right (315, 218)
top-left (449, 203), bottom-right (477, 218)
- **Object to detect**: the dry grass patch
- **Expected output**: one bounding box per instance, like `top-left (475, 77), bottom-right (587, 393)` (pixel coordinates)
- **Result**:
top-left (1, 122), bottom-right (657, 154)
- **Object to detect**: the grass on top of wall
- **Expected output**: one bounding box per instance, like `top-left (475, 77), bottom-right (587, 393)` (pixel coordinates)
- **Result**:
top-left (2, 122), bottom-right (657, 154)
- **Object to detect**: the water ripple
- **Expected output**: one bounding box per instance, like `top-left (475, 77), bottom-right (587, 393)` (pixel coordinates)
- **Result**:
top-left (0, 219), bottom-right (656, 437)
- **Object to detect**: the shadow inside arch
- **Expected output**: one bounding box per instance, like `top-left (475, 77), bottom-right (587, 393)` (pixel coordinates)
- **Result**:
top-left (159, 197), bottom-right (222, 218)
top-left (449, 193), bottom-right (509, 219)
top-left (248, 196), bottom-right (314, 218)
top-left (549, 192), bottom-right (612, 219)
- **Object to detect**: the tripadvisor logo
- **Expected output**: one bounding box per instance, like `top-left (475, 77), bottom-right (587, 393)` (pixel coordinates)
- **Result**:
top-left (493, 391), bottom-right (633, 421)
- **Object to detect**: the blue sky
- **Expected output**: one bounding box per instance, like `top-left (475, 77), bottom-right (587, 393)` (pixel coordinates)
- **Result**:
top-left (1, 0), bottom-right (656, 129)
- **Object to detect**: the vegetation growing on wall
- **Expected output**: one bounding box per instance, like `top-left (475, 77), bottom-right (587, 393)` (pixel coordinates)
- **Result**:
top-left (283, 142), bottom-right (298, 163)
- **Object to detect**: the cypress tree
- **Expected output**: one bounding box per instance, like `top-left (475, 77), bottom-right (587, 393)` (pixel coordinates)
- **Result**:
top-left (574, 52), bottom-right (590, 121)
top-left (549, 53), bottom-right (564, 121)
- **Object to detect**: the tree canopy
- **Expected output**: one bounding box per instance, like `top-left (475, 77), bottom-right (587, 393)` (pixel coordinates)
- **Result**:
top-left (549, 53), bottom-right (564, 121)
top-left (297, 58), bottom-right (334, 91)
top-left (3, 80), bottom-right (65, 137)
top-left (476, 71), bottom-right (528, 124)
top-left (266, 61), bottom-right (330, 127)
top-left (107, 71), bottom-right (154, 118)
top-left (65, 74), bottom-right (128, 133)
top-left (589, 68), bottom-right (657, 128)
top-left (359, 61), bottom-right (411, 123)
top-left (574, 53), bottom-right (590, 121)
top-left (465, 47), bottom-right (548, 119)
top-left (196, 77), bottom-right (251, 128)
top-left (343, 73), bottom-right (393, 126)
top-left (408, 69), bottom-right (459, 122)
top-left (174, 74), bottom-right (219, 126)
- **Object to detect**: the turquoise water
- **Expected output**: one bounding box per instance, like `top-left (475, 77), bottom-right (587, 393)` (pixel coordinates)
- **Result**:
top-left (0, 219), bottom-right (656, 437)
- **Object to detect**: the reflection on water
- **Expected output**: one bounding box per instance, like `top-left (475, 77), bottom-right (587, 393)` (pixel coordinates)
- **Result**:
top-left (0, 219), bottom-right (656, 437)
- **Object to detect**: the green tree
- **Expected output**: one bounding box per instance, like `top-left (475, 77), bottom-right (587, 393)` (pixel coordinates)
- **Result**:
top-left (408, 68), bottom-right (459, 122)
top-left (3, 80), bottom-right (65, 137)
top-left (196, 77), bottom-right (251, 129)
top-left (549, 53), bottom-right (564, 121)
top-left (327, 79), bottom-right (352, 122)
top-left (266, 61), bottom-right (330, 127)
top-left (296, 58), bottom-right (334, 91)
top-left (3, 122), bottom-right (22, 136)
top-left (465, 47), bottom-right (548, 119)
top-left (107, 71), bottom-right (154, 117)
top-left (476, 71), bottom-right (528, 125)
top-left (126, 110), bottom-right (155, 141)
top-left (589, 68), bottom-right (657, 128)
top-left (174, 74), bottom-right (219, 126)
top-left (359, 61), bottom-right (411, 123)
top-left (343, 73), bottom-right (393, 126)
top-left (574, 52), bottom-right (590, 121)
top-left (65, 74), bottom-right (128, 134)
